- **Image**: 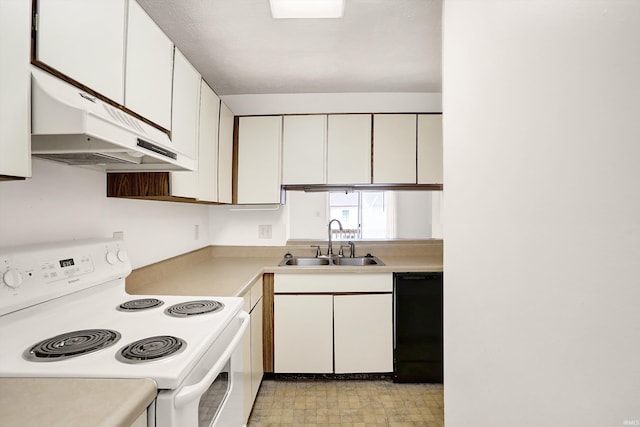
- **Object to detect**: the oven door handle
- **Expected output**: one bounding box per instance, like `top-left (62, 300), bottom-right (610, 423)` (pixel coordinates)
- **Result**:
top-left (174, 311), bottom-right (250, 408)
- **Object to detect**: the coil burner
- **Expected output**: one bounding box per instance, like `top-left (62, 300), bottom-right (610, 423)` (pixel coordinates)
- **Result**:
top-left (117, 298), bottom-right (164, 312)
top-left (164, 300), bottom-right (224, 318)
top-left (117, 335), bottom-right (186, 363)
top-left (24, 329), bottom-right (121, 362)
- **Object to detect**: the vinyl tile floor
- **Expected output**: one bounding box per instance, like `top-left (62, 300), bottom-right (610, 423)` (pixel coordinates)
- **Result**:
top-left (247, 379), bottom-right (444, 427)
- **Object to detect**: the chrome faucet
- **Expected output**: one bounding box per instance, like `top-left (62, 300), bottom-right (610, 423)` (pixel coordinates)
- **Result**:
top-left (327, 219), bottom-right (343, 257)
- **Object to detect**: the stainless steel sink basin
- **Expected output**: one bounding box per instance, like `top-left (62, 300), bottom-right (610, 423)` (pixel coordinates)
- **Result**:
top-left (332, 256), bottom-right (383, 266)
top-left (278, 254), bottom-right (384, 267)
top-left (279, 257), bottom-right (331, 266)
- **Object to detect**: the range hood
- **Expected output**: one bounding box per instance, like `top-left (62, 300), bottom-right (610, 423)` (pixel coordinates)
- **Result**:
top-left (30, 67), bottom-right (195, 172)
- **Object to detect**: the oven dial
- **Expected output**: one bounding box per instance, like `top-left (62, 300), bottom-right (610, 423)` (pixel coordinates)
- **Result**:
top-left (3, 269), bottom-right (23, 289)
top-left (117, 250), bottom-right (128, 262)
top-left (106, 251), bottom-right (118, 265)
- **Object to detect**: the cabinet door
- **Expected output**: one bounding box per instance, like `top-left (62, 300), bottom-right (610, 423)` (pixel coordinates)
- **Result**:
top-left (169, 50), bottom-right (201, 198)
top-left (217, 102), bottom-right (234, 203)
top-left (241, 292), bottom-right (252, 423)
top-left (125, 0), bottom-right (173, 130)
top-left (0, 0), bottom-right (31, 179)
top-left (197, 82), bottom-right (220, 202)
top-left (327, 114), bottom-right (371, 184)
top-left (274, 295), bottom-right (333, 373)
top-left (417, 114), bottom-right (443, 184)
top-left (282, 115), bottom-right (326, 184)
top-left (334, 294), bottom-right (393, 373)
top-left (373, 114), bottom-right (417, 184)
top-left (36, 0), bottom-right (126, 104)
top-left (236, 116), bottom-right (282, 204)
top-left (250, 298), bottom-right (264, 402)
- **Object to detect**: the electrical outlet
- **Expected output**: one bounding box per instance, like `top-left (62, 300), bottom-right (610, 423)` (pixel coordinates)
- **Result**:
top-left (194, 224), bottom-right (200, 240)
top-left (113, 231), bottom-right (124, 240)
top-left (258, 224), bottom-right (272, 239)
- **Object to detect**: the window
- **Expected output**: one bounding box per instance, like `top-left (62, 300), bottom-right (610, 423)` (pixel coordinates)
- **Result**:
top-left (286, 190), bottom-right (441, 240)
top-left (328, 191), bottom-right (388, 239)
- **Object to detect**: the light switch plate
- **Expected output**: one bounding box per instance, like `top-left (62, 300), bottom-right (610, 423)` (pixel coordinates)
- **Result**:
top-left (258, 224), bottom-right (272, 239)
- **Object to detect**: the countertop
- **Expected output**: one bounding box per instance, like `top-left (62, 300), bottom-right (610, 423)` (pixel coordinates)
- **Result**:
top-left (126, 254), bottom-right (443, 297)
top-left (0, 378), bottom-right (156, 427)
top-left (0, 243), bottom-right (441, 426)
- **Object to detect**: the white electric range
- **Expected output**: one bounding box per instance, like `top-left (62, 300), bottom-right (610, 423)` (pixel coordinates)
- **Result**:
top-left (0, 239), bottom-right (248, 427)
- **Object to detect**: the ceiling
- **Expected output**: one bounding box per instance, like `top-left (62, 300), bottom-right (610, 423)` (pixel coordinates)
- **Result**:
top-left (136, 0), bottom-right (442, 96)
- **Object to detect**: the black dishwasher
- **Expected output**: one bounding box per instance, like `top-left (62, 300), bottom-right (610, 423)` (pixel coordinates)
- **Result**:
top-left (393, 272), bottom-right (443, 383)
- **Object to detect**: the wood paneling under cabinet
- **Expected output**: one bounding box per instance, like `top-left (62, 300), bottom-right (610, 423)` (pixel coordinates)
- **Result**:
top-left (107, 172), bottom-right (224, 204)
top-left (263, 273), bottom-right (274, 373)
top-left (107, 172), bottom-right (170, 197)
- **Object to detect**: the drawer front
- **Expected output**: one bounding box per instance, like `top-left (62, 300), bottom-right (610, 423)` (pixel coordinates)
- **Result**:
top-left (274, 273), bottom-right (392, 293)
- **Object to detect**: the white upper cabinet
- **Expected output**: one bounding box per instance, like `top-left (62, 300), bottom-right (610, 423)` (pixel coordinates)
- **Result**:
top-left (217, 102), bottom-right (235, 204)
top-left (417, 114), bottom-right (443, 184)
top-left (0, 0), bottom-right (31, 179)
top-left (35, 0), bottom-right (126, 103)
top-left (282, 115), bottom-right (327, 185)
top-left (169, 50), bottom-right (201, 199)
top-left (197, 82), bottom-right (221, 202)
top-left (125, 0), bottom-right (174, 130)
top-left (236, 116), bottom-right (283, 204)
top-left (373, 114), bottom-right (417, 184)
top-left (327, 114), bottom-right (371, 184)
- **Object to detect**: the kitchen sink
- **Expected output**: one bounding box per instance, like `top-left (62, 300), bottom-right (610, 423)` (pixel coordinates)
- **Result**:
top-left (278, 254), bottom-right (384, 267)
top-left (332, 256), bottom-right (382, 266)
top-left (280, 257), bottom-right (331, 266)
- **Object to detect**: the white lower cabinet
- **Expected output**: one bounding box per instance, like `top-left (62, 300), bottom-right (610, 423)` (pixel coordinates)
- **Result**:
top-left (274, 294), bottom-right (334, 373)
top-left (273, 273), bottom-right (392, 374)
top-left (334, 294), bottom-right (393, 373)
top-left (242, 278), bottom-right (264, 423)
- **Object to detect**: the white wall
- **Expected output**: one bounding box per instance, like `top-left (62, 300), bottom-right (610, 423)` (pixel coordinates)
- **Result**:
top-left (395, 191), bottom-right (433, 239)
top-left (208, 204), bottom-right (288, 246)
top-left (287, 191), bottom-right (328, 240)
top-left (221, 92), bottom-right (442, 116)
top-left (443, 2), bottom-right (640, 427)
top-left (0, 159), bottom-right (210, 268)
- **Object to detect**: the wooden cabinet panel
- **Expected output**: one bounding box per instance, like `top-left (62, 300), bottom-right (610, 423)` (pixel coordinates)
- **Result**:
top-left (418, 114), bottom-right (443, 184)
top-left (373, 114), bottom-right (417, 184)
top-left (274, 294), bottom-right (333, 373)
top-left (0, 0), bottom-right (31, 179)
top-left (327, 114), bottom-right (371, 184)
top-left (236, 116), bottom-right (282, 204)
top-left (217, 102), bottom-right (234, 204)
top-left (125, 0), bottom-right (173, 130)
top-left (36, 0), bottom-right (126, 103)
top-left (334, 294), bottom-right (393, 373)
top-left (282, 115), bottom-right (327, 184)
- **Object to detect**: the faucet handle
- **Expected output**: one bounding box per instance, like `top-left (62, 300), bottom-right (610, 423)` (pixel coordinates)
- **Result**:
top-left (310, 245), bottom-right (322, 257)
top-left (338, 245), bottom-right (349, 257)
top-left (348, 241), bottom-right (356, 258)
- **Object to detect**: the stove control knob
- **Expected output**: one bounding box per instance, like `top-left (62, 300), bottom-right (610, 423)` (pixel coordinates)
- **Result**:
top-left (106, 251), bottom-right (118, 265)
top-left (3, 269), bottom-right (23, 289)
top-left (117, 250), bottom-right (128, 263)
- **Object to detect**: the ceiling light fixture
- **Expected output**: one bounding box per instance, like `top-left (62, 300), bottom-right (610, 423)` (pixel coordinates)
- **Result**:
top-left (269, 0), bottom-right (345, 19)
